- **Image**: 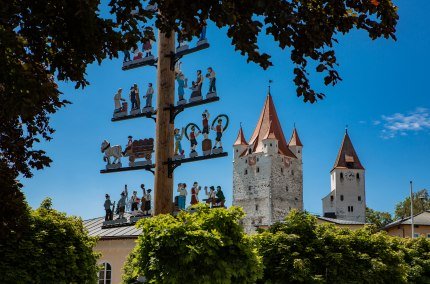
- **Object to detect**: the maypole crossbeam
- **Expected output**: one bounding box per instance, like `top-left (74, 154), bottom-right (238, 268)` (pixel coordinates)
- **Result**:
top-left (165, 96), bottom-right (220, 123)
top-left (111, 110), bottom-right (157, 122)
top-left (165, 152), bottom-right (228, 178)
top-left (100, 164), bottom-right (155, 174)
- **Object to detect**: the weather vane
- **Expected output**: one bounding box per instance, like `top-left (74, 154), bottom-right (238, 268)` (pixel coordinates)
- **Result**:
top-left (268, 79), bottom-right (273, 94)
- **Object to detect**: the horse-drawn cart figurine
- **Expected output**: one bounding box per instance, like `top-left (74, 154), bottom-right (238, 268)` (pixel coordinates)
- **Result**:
top-left (124, 138), bottom-right (154, 167)
top-left (101, 140), bottom-right (123, 169)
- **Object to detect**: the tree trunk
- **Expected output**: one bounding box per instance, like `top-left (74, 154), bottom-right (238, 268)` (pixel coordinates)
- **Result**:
top-left (154, 31), bottom-right (175, 215)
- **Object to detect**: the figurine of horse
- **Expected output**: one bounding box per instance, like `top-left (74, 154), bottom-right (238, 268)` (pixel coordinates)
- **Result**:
top-left (101, 140), bottom-right (122, 165)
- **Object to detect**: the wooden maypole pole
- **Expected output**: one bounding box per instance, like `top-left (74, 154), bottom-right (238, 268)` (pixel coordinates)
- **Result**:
top-left (153, 31), bottom-right (175, 215)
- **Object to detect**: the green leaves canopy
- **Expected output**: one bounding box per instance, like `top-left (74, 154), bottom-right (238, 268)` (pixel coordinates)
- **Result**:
top-left (122, 205), bottom-right (263, 284)
top-left (0, 198), bottom-right (99, 284)
top-left (253, 210), bottom-right (430, 283)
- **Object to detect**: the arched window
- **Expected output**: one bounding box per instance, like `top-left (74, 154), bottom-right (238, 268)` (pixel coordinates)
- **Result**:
top-left (98, 262), bottom-right (112, 284)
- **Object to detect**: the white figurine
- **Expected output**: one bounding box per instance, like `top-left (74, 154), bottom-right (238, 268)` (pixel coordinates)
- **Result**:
top-left (101, 140), bottom-right (122, 169)
top-left (113, 88), bottom-right (127, 118)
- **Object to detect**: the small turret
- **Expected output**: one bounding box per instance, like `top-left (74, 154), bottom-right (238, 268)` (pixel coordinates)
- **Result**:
top-left (262, 121), bottom-right (278, 155)
top-left (288, 126), bottom-right (303, 160)
top-left (233, 126), bottom-right (248, 160)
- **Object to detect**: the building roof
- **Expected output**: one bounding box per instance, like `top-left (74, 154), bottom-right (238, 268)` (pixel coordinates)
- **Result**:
top-left (83, 213), bottom-right (141, 240)
top-left (247, 94), bottom-right (296, 158)
top-left (233, 126), bottom-right (248, 146)
top-left (383, 211), bottom-right (430, 230)
top-left (332, 130), bottom-right (364, 171)
top-left (317, 216), bottom-right (367, 225)
top-left (288, 127), bottom-right (303, 147)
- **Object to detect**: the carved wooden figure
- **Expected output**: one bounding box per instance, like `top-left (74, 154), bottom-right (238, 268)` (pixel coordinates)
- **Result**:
top-left (101, 140), bottom-right (122, 169)
top-left (142, 83), bottom-right (155, 112)
top-left (206, 67), bottom-right (217, 98)
top-left (113, 88), bottom-right (127, 118)
top-left (189, 70), bottom-right (203, 102)
top-left (124, 138), bottom-right (154, 167)
top-left (173, 128), bottom-right (185, 160)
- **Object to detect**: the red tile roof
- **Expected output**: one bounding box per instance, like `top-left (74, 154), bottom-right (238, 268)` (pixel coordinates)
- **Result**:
top-left (233, 126), bottom-right (248, 146)
top-left (288, 127), bottom-right (303, 147)
top-left (248, 94), bottom-right (296, 158)
top-left (332, 131), bottom-right (364, 171)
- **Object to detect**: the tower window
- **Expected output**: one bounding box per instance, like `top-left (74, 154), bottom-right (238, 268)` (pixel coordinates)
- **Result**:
top-left (245, 159), bottom-right (247, 164)
top-left (340, 173), bottom-right (344, 179)
top-left (340, 195), bottom-right (344, 201)
top-left (281, 168), bottom-right (284, 173)
top-left (257, 158), bottom-right (259, 162)
top-left (248, 186), bottom-right (252, 191)
top-left (270, 143), bottom-right (272, 147)
top-left (358, 196), bottom-right (361, 201)
top-left (351, 206), bottom-right (354, 212)
top-left (330, 196), bottom-right (334, 202)
top-left (244, 169), bottom-right (248, 175)
top-left (286, 186), bottom-right (288, 192)
top-left (291, 170), bottom-right (294, 176)
top-left (298, 149), bottom-right (301, 153)
top-left (236, 149), bottom-right (238, 153)
top-left (256, 167), bottom-right (260, 173)
top-left (356, 173), bottom-right (360, 179)
top-left (255, 204), bottom-right (259, 211)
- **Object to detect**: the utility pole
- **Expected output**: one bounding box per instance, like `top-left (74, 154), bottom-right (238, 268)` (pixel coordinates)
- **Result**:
top-left (154, 31), bottom-right (175, 215)
top-left (410, 180), bottom-right (414, 238)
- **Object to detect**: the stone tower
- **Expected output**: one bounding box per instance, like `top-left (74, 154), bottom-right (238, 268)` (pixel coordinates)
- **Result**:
top-left (322, 130), bottom-right (366, 222)
top-left (233, 92), bottom-right (304, 233)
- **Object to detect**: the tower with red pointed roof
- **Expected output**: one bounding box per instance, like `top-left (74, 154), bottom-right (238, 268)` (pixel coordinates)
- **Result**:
top-left (233, 90), bottom-right (304, 233)
top-left (322, 129), bottom-right (366, 223)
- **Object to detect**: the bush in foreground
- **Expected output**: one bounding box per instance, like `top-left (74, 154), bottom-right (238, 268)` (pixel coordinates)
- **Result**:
top-left (122, 205), bottom-right (263, 284)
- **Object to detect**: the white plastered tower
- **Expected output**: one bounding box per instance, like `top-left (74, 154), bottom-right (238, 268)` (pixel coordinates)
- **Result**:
top-left (322, 130), bottom-right (366, 222)
top-left (233, 93), bottom-right (304, 234)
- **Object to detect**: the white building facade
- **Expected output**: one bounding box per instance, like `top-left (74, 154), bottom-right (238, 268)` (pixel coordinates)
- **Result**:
top-left (233, 93), bottom-right (304, 233)
top-left (322, 131), bottom-right (366, 222)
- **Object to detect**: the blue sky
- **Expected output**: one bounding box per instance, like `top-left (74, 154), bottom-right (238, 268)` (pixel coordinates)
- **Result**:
top-left (24, 1), bottom-right (429, 219)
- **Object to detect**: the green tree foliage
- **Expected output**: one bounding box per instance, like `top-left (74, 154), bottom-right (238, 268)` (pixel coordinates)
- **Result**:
top-left (366, 207), bottom-right (393, 228)
top-left (253, 210), bottom-right (430, 283)
top-left (0, 198), bottom-right (99, 284)
top-left (122, 205), bottom-right (263, 284)
top-left (395, 189), bottom-right (430, 219)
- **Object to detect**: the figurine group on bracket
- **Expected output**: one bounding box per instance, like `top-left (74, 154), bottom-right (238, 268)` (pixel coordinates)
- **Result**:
top-left (175, 181), bottom-right (226, 211)
top-left (101, 136), bottom-right (154, 170)
top-left (173, 110), bottom-right (229, 160)
top-left (113, 83), bottom-right (155, 119)
top-left (122, 20), bottom-right (208, 69)
top-left (103, 184), bottom-right (153, 225)
top-left (175, 62), bottom-right (217, 106)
